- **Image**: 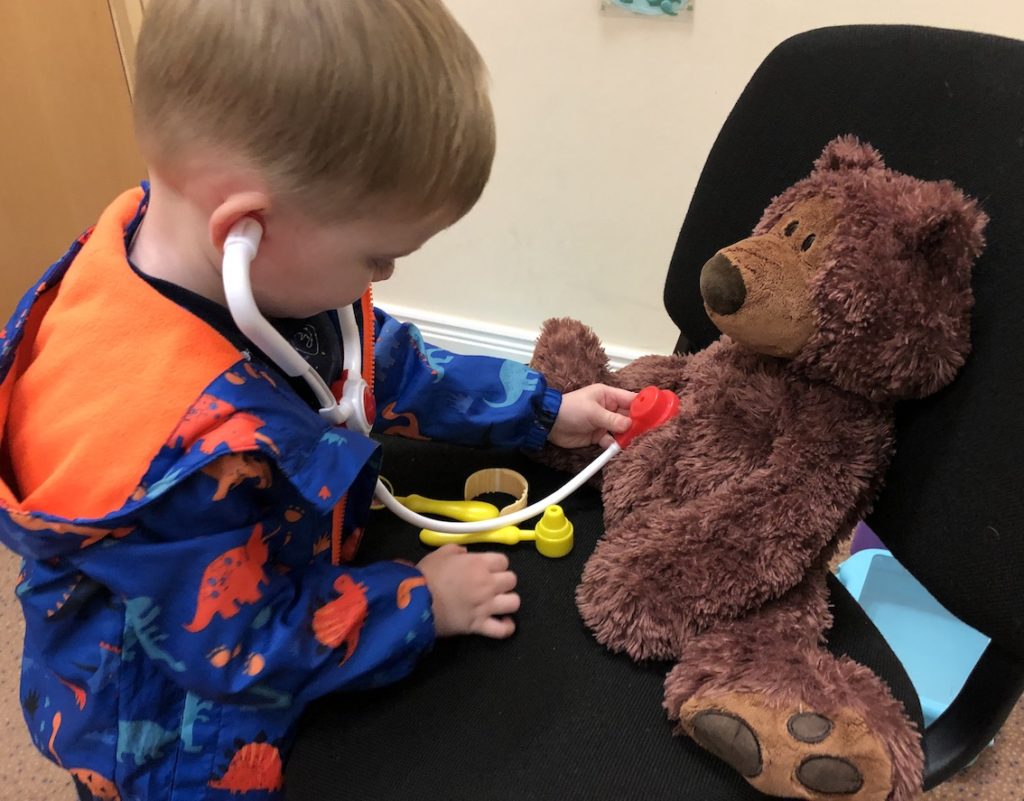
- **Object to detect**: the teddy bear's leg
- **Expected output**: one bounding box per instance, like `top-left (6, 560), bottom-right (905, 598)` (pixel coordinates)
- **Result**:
top-left (664, 574), bottom-right (923, 801)
top-left (577, 520), bottom-right (694, 660)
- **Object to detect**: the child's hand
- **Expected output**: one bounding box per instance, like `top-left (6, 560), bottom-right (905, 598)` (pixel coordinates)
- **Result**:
top-left (417, 545), bottom-right (520, 639)
top-left (549, 384), bottom-right (636, 449)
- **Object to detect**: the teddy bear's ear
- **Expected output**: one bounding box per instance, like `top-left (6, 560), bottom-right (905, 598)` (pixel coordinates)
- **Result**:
top-left (814, 135), bottom-right (885, 173)
top-left (909, 182), bottom-right (988, 267)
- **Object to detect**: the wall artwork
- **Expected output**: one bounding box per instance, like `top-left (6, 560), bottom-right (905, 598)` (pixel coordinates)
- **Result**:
top-left (602, 0), bottom-right (694, 18)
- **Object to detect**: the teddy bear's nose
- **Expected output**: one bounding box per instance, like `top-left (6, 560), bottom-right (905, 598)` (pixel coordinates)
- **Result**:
top-left (700, 253), bottom-right (747, 316)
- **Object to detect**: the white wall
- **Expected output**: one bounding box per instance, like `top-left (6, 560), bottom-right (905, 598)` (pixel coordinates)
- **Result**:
top-left (373, 1), bottom-right (1024, 355)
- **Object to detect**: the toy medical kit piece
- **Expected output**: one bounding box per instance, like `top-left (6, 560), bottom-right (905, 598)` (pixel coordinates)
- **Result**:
top-left (377, 469), bottom-right (528, 522)
top-left (376, 453), bottom-right (609, 533)
top-left (614, 386), bottom-right (681, 448)
top-left (393, 495), bottom-right (500, 523)
top-left (419, 505), bottom-right (575, 558)
top-left (463, 468), bottom-right (529, 514)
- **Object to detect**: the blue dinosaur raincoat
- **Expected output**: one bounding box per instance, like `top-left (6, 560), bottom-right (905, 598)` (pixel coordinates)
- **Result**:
top-left (0, 188), bottom-right (560, 801)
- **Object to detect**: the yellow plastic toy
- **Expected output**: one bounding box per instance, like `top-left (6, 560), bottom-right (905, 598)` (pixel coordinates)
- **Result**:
top-left (392, 494), bottom-right (500, 523)
top-left (380, 468), bottom-right (574, 558)
top-left (419, 505), bottom-right (574, 558)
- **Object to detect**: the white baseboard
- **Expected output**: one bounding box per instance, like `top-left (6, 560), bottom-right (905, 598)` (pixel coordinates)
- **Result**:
top-left (381, 303), bottom-right (645, 370)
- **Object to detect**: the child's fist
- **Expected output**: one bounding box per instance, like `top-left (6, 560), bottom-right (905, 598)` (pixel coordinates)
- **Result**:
top-left (417, 545), bottom-right (520, 638)
top-left (549, 384), bottom-right (636, 449)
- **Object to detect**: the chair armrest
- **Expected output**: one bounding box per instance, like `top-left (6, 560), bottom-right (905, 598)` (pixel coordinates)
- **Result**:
top-left (923, 641), bottom-right (1024, 788)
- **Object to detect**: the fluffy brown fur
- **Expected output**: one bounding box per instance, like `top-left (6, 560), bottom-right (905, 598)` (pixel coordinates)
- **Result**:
top-left (530, 137), bottom-right (987, 801)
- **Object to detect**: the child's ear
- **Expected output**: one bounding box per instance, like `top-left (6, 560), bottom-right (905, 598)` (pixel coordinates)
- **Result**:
top-left (209, 191), bottom-right (271, 253)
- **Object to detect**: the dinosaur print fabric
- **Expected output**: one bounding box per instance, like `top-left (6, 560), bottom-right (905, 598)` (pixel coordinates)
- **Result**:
top-left (0, 188), bottom-right (561, 800)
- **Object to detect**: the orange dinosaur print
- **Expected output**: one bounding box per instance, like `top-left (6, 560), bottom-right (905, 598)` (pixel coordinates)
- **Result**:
top-left (184, 525), bottom-right (269, 633)
top-left (169, 394), bottom-right (280, 455)
top-left (49, 711), bottom-right (63, 765)
top-left (380, 402), bottom-right (429, 440)
top-left (169, 394), bottom-right (235, 447)
top-left (200, 412), bottom-right (280, 456)
top-left (225, 371), bottom-right (246, 386)
top-left (312, 574), bottom-right (368, 665)
top-left (397, 576), bottom-right (429, 610)
top-left (208, 644), bottom-right (243, 668)
top-left (318, 485), bottom-right (332, 501)
top-left (243, 362), bottom-right (278, 387)
top-left (71, 768), bottom-right (121, 801)
top-left (210, 738), bottom-right (284, 794)
top-left (7, 511), bottom-right (133, 549)
top-left (244, 652), bottom-right (266, 677)
top-left (201, 453), bottom-right (272, 501)
top-left (59, 676), bottom-right (87, 710)
top-left (284, 507), bottom-right (304, 523)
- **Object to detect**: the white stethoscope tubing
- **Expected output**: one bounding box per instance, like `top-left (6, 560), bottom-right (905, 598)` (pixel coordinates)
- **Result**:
top-left (373, 441), bottom-right (619, 533)
top-left (222, 219), bottom-right (619, 534)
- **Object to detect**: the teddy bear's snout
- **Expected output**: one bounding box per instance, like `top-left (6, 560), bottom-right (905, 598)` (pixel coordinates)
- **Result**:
top-left (700, 253), bottom-right (747, 316)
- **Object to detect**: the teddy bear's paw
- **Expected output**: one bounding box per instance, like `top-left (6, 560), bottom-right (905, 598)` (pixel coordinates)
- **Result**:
top-left (678, 692), bottom-right (903, 801)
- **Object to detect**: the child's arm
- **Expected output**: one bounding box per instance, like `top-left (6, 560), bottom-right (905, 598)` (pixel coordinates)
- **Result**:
top-left (65, 460), bottom-right (515, 708)
top-left (371, 308), bottom-right (633, 449)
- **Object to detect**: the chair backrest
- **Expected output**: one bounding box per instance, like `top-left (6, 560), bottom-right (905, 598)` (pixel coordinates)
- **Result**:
top-left (663, 25), bottom-right (1024, 660)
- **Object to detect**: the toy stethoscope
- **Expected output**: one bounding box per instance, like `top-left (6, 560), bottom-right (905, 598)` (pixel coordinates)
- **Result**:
top-left (222, 219), bottom-right (680, 534)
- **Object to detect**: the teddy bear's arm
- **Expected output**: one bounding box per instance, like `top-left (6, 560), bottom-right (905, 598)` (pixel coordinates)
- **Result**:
top-left (613, 354), bottom-right (691, 394)
top-left (530, 318), bottom-right (614, 394)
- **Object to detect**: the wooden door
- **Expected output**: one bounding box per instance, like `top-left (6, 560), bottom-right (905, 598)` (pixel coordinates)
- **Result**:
top-left (0, 0), bottom-right (145, 315)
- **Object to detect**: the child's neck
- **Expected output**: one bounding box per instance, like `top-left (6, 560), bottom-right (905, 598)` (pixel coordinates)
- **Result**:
top-left (130, 176), bottom-right (227, 306)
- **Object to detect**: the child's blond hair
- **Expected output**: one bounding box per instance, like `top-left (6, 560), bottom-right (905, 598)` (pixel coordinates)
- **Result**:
top-left (133, 0), bottom-right (495, 219)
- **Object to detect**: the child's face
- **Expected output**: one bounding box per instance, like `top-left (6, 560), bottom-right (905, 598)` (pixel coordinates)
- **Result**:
top-left (245, 201), bottom-right (455, 319)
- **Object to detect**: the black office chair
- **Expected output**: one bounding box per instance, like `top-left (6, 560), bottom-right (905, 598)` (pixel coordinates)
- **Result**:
top-left (287, 25), bottom-right (1024, 800)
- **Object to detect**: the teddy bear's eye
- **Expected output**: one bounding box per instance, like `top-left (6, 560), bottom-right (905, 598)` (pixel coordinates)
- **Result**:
top-left (784, 221), bottom-right (799, 237)
top-left (801, 234), bottom-right (816, 251)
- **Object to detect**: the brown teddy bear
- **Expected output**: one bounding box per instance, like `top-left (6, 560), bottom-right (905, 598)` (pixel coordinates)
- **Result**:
top-left (530, 136), bottom-right (987, 801)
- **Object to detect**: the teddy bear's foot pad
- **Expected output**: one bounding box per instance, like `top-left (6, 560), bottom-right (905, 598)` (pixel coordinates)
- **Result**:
top-left (680, 692), bottom-right (893, 801)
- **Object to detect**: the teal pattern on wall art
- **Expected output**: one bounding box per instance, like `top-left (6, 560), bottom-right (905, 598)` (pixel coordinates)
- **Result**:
top-left (608, 0), bottom-right (692, 16)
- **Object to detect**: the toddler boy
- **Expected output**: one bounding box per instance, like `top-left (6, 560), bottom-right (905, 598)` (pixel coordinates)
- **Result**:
top-left (0, 2), bottom-right (634, 799)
